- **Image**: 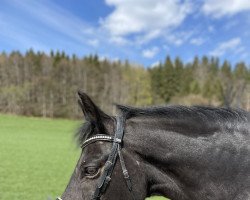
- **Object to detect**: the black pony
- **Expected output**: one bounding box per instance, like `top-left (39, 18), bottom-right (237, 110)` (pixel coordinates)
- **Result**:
top-left (58, 92), bottom-right (250, 200)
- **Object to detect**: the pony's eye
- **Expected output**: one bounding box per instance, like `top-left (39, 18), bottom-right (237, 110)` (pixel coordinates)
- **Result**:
top-left (85, 166), bottom-right (99, 177)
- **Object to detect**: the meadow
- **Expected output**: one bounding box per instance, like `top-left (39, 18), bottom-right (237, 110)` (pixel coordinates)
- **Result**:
top-left (0, 114), bottom-right (168, 200)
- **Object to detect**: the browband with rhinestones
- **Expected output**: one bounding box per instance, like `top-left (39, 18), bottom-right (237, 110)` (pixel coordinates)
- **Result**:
top-left (81, 134), bottom-right (115, 149)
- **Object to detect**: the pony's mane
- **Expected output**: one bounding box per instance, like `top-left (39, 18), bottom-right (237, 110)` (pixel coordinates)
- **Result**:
top-left (117, 105), bottom-right (249, 123)
top-left (76, 105), bottom-right (250, 145)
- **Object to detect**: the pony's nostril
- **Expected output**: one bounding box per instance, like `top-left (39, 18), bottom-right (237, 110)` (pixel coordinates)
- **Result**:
top-left (56, 197), bottom-right (62, 200)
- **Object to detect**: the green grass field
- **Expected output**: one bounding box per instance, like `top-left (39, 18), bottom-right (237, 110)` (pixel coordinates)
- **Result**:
top-left (0, 114), bottom-right (168, 200)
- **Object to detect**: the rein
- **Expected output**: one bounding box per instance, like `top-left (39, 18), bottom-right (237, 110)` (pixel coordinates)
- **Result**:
top-left (81, 116), bottom-right (134, 200)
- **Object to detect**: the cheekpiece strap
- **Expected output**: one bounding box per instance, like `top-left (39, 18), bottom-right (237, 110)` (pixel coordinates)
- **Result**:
top-left (86, 116), bottom-right (129, 200)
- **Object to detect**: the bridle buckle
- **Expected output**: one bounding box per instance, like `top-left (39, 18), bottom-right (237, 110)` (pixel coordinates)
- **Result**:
top-left (114, 138), bottom-right (121, 143)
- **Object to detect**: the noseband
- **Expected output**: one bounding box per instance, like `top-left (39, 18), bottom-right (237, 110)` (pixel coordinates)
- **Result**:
top-left (82, 116), bottom-right (134, 200)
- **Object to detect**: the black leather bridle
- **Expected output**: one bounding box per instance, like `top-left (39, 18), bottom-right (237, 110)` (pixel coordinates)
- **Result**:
top-left (82, 115), bottom-right (134, 200)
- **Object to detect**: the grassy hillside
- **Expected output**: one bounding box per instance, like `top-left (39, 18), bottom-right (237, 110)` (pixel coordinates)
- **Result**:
top-left (0, 114), bottom-right (168, 200)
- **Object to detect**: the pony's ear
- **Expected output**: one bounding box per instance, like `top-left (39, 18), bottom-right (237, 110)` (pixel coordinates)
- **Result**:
top-left (77, 91), bottom-right (110, 123)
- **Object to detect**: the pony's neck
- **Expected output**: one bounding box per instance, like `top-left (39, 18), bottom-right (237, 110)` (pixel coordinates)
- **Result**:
top-left (125, 117), bottom-right (212, 200)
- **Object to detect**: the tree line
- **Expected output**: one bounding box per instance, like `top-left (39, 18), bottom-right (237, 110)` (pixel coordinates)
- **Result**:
top-left (0, 50), bottom-right (249, 119)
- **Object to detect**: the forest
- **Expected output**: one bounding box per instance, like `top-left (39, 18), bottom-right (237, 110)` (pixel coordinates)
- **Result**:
top-left (0, 50), bottom-right (249, 119)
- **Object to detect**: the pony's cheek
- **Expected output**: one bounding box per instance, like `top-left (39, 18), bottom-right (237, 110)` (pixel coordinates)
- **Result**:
top-left (81, 178), bottom-right (99, 199)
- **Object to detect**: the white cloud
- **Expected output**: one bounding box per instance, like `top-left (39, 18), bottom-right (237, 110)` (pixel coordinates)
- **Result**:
top-left (209, 38), bottom-right (242, 56)
top-left (150, 61), bottom-right (161, 68)
top-left (7, 0), bottom-right (99, 46)
top-left (135, 30), bottom-right (162, 45)
top-left (208, 25), bottom-right (215, 33)
top-left (223, 20), bottom-right (239, 30)
top-left (190, 37), bottom-right (205, 46)
top-left (240, 52), bottom-right (249, 60)
top-left (165, 30), bottom-right (195, 46)
top-left (163, 44), bottom-right (169, 51)
top-left (109, 36), bottom-right (130, 45)
top-left (0, 14), bottom-right (51, 51)
top-left (1, 0), bottom-right (145, 59)
top-left (234, 46), bottom-right (245, 54)
top-left (101, 0), bottom-right (192, 43)
top-left (202, 0), bottom-right (250, 18)
top-left (142, 47), bottom-right (159, 58)
top-left (87, 39), bottom-right (99, 47)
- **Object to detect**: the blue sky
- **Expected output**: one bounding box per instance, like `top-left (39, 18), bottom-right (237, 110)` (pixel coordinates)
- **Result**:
top-left (1, 0), bottom-right (250, 67)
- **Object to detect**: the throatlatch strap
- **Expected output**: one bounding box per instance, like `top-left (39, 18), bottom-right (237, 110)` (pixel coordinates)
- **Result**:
top-left (118, 145), bottom-right (132, 191)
